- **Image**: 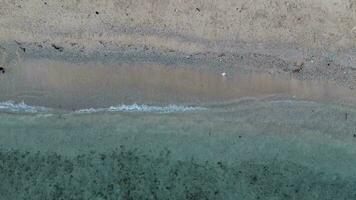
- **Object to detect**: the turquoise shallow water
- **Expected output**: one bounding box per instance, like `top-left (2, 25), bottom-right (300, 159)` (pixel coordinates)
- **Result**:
top-left (0, 98), bottom-right (356, 199)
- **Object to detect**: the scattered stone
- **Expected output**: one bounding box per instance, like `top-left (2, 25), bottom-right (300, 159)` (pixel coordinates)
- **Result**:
top-left (221, 72), bottom-right (227, 77)
top-left (218, 53), bottom-right (225, 57)
top-left (14, 40), bottom-right (26, 52)
top-left (185, 55), bottom-right (192, 59)
top-left (196, 8), bottom-right (200, 12)
top-left (98, 40), bottom-right (105, 46)
top-left (0, 67), bottom-right (5, 74)
top-left (292, 61), bottom-right (304, 73)
top-left (51, 44), bottom-right (64, 52)
top-left (95, 11), bottom-right (99, 15)
top-left (14, 40), bottom-right (22, 45)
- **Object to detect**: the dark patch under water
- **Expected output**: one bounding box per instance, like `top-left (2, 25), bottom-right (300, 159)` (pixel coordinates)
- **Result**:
top-left (1, 148), bottom-right (355, 200)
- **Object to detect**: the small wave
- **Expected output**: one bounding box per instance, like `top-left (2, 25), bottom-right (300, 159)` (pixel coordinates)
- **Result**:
top-left (0, 101), bottom-right (206, 114)
top-left (269, 99), bottom-right (319, 105)
top-left (75, 104), bottom-right (206, 114)
top-left (0, 101), bottom-right (50, 113)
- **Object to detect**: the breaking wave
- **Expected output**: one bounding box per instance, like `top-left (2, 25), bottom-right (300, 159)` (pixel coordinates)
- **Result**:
top-left (0, 101), bottom-right (206, 114)
top-left (75, 104), bottom-right (207, 114)
top-left (0, 101), bottom-right (50, 113)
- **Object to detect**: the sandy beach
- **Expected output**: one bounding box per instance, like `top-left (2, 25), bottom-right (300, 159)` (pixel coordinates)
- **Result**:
top-left (1, 0), bottom-right (356, 89)
top-left (0, 0), bottom-right (356, 199)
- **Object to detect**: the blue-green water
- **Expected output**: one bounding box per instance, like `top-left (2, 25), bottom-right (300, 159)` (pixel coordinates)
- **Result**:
top-left (0, 98), bottom-right (356, 199)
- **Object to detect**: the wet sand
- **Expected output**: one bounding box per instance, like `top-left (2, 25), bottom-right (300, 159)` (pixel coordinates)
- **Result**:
top-left (0, 58), bottom-right (356, 110)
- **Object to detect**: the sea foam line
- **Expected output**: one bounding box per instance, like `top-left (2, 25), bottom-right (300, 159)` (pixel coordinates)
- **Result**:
top-left (0, 101), bottom-right (50, 113)
top-left (0, 101), bottom-right (206, 114)
top-left (75, 104), bottom-right (206, 114)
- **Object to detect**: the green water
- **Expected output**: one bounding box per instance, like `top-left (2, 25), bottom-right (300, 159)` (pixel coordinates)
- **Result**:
top-left (0, 98), bottom-right (356, 199)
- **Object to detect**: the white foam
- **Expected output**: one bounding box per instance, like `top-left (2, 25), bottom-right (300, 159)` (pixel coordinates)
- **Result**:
top-left (0, 101), bottom-right (206, 114)
top-left (75, 103), bottom-right (206, 114)
top-left (269, 99), bottom-right (319, 105)
top-left (0, 101), bottom-right (50, 113)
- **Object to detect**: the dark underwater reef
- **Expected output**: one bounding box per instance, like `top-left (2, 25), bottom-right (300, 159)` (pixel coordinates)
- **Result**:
top-left (0, 147), bottom-right (355, 200)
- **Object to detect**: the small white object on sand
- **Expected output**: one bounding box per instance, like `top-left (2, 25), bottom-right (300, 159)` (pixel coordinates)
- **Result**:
top-left (221, 72), bottom-right (227, 77)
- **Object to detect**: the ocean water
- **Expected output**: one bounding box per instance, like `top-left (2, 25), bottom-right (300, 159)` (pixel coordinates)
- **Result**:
top-left (0, 98), bottom-right (356, 199)
top-left (1, 59), bottom-right (356, 199)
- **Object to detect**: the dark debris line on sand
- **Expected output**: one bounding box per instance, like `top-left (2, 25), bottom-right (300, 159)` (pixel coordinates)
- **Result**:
top-left (0, 148), bottom-right (355, 200)
top-left (51, 44), bottom-right (64, 52)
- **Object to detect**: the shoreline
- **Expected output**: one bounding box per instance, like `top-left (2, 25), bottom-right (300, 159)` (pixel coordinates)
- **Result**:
top-left (0, 56), bottom-right (356, 110)
top-left (1, 39), bottom-right (356, 91)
